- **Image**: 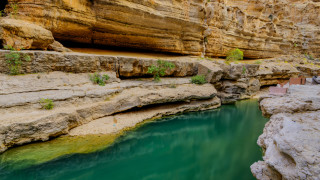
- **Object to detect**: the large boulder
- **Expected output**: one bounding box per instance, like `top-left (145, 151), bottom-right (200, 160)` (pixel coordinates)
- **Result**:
top-left (0, 18), bottom-right (54, 50)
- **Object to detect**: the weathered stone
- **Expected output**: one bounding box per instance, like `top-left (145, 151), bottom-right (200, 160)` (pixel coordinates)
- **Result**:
top-left (252, 85), bottom-right (320, 180)
top-left (218, 78), bottom-right (261, 103)
top-left (48, 41), bottom-right (72, 52)
top-left (12, 0), bottom-right (206, 55)
top-left (69, 97), bottom-right (221, 136)
top-left (257, 62), bottom-right (300, 86)
top-left (0, 18), bottom-right (54, 50)
top-left (0, 50), bottom-right (198, 76)
top-left (197, 60), bottom-right (223, 83)
top-left (0, 72), bottom-right (218, 153)
top-left (205, 1), bottom-right (320, 58)
top-left (4, 1), bottom-right (319, 58)
top-left (251, 161), bottom-right (282, 180)
top-left (259, 85), bottom-right (320, 117)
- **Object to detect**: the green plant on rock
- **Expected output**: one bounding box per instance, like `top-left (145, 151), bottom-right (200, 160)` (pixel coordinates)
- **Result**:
top-left (9, 2), bottom-right (19, 18)
top-left (191, 75), bottom-right (207, 85)
top-left (147, 60), bottom-right (175, 82)
top-left (242, 66), bottom-right (247, 75)
top-left (4, 45), bottom-right (31, 75)
top-left (226, 48), bottom-right (244, 62)
top-left (40, 98), bottom-right (54, 110)
top-left (254, 60), bottom-right (262, 64)
top-left (89, 73), bottom-right (110, 86)
top-left (304, 53), bottom-right (314, 61)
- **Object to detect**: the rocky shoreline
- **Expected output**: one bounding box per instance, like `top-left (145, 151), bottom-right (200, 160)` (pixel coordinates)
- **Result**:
top-left (0, 50), bottom-right (319, 153)
top-left (251, 85), bottom-right (320, 180)
top-left (0, 50), bottom-right (320, 179)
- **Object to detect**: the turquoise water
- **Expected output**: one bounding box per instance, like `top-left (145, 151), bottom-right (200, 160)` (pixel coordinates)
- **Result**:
top-left (0, 100), bottom-right (268, 180)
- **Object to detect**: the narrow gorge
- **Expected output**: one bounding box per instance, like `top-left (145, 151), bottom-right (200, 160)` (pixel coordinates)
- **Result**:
top-left (0, 0), bottom-right (319, 179)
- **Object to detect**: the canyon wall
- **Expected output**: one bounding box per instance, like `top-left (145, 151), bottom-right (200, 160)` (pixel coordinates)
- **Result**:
top-left (3, 0), bottom-right (320, 58)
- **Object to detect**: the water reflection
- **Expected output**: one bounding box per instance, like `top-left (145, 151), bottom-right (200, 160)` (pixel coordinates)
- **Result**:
top-left (0, 100), bottom-right (268, 180)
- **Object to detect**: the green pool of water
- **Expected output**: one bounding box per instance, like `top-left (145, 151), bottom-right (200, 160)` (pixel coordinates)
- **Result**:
top-left (0, 100), bottom-right (268, 180)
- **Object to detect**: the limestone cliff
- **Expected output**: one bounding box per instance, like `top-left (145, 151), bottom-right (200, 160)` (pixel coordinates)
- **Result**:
top-left (2, 0), bottom-right (319, 58)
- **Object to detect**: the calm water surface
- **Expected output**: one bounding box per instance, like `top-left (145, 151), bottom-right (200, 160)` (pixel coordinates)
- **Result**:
top-left (0, 100), bottom-right (268, 180)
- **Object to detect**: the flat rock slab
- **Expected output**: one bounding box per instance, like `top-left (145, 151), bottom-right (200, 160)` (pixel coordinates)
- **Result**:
top-left (0, 73), bottom-right (218, 153)
top-left (69, 97), bottom-right (221, 136)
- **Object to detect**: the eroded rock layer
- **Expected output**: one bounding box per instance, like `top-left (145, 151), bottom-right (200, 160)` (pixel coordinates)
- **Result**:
top-left (206, 0), bottom-right (320, 58)
top-left (0, 73), bottom-right (219, 153)
top-left (11, 0), bottom-right (205, 55)
top-left (4, 0), bottom-right (320, 58)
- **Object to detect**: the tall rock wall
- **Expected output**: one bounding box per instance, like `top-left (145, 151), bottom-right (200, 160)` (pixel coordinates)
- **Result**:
top-left (3, 0), bottom-right (320, 58)
top-left (205, 0), bottom-right (320, 58)
top-left (11, 0), bottom-right (206, 55)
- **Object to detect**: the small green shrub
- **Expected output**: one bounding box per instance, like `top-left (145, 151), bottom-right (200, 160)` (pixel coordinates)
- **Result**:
top-left (4, 45), bottom-right (31, 75)
top-left (305, 53), bottom-right (314, 60)
top-left (191, 75), bottom-right (207, 85)
top-left (147, 60), bottom-right (175, 82)
top-left (226, 48), bottom-right (244, 62)
top-left (10, 3), bottom-right (19, 18)
top-left (242, 66), bottom-right (246, 75)
top-left (40, 99), bottom-right (54, 110)
top-left (169, 82), bottom-right (177, 88)
top-left (254, 60), bottom-right (262, 64)
top-left (89, 73), bottom-right (110, 86)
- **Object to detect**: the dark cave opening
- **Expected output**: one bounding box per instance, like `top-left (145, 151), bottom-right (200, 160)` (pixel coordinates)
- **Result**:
top-left (0, 0), bottom-right (8, 12)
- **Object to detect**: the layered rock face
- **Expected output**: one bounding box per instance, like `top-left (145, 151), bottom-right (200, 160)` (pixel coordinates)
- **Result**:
top-left (205, 0), bottom-right (320, 58)
top-left (4, 0), bottom-right (320, 58)
top-left (12, 0), bottom-right (206, 55)
top-left (251, 85), bottom-right (320, 179)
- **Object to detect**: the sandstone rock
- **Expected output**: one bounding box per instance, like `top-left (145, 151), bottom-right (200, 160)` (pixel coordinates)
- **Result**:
top-left (12, 0), bottom-right (206, 55)
top-left (257, 62), bottom-right (300, 86)
top-left (197, 60), bottom-right (223, 83)
top-left (0, 50), bottom-right (198, 76)
top-left (118, 57), bottom-right (198, 77)
top-left (218, 78), bottom-right (261, 104)
top-left (7, 1), bottom-right (320, 58)
top-left (224, 64), bottom-right (260, 80)
top-left (0, 18), bottom-right (54, 50)
top-left (205, 1), bottom-right (320, 58)
top-left (48, 41), bottom-right (72, 52)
